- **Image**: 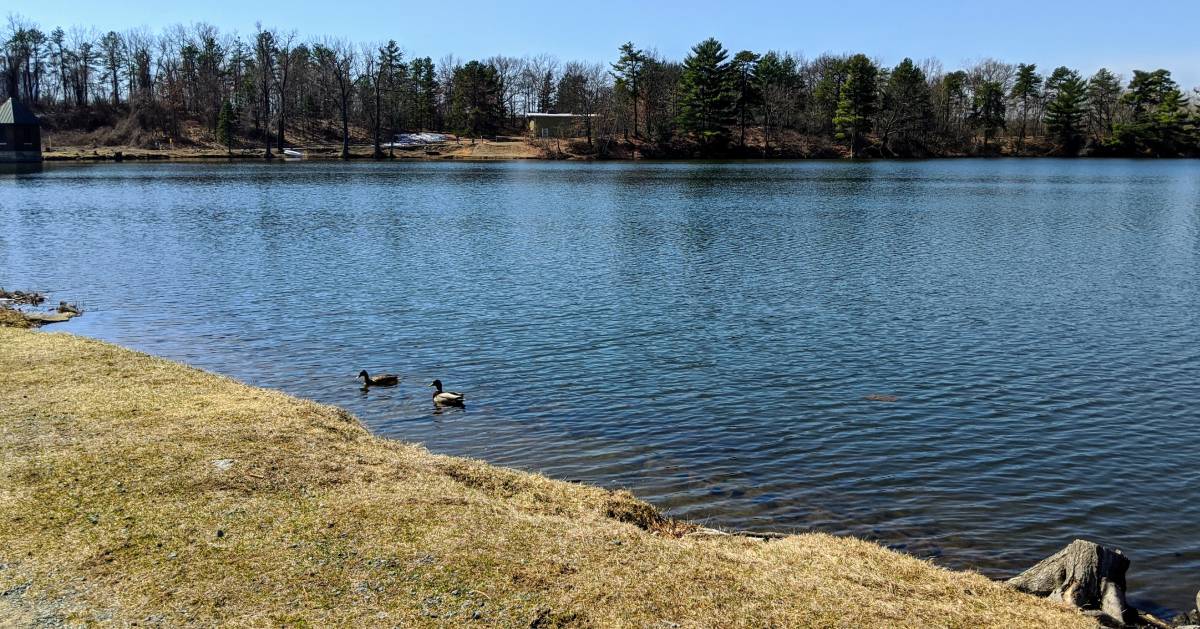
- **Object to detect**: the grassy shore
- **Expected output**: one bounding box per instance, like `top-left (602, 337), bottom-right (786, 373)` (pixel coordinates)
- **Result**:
top-left (0, 328), bottom-right (1093, 627)
top-left (41, 136), bottom-right (552, 162)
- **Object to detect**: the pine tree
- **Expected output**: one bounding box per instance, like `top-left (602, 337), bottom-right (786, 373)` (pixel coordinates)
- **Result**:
top-left (1010, 63), bottom-right (1042, 152)
top-left (752, 51), bottom-right (799, 154)
top-left (968, 81), bottom-right (1005, 151)
top-left (216, 99), bottom-right (236, 155)
top-left (676, 38), bottom-right (736, 151)
top-left (832, 54), bottom-right (877, 158)
top-left (450, 61), bottom-right (502, 138)
top-left (1085, 69), bottom-right (1122, 145)
top-left (372, 40), bottom-right (402, 158)
top-left (730, 51), bottom-right (760, 149)
top-left (877, 58), bottom-right (931, 156)
top-left (611, 42), bottom-right (646, 139)
top-left (1043, 67), bottom-right (1088, 154)
top-left (1112, 69), bottom-right (1195, 156)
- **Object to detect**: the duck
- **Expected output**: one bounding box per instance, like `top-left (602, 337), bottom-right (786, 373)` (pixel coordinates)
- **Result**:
top-left (358, 370), bottom-right (399, 387)
top-left (430, 379), bottom-right (465, 406)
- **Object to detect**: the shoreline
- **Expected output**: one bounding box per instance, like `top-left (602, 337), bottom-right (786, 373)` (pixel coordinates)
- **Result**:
top-left (35, 136), bottom-right (1200, 163)
top-left (38, 151), bottom-right (1200, 163)
top-left (0, 328), bottom-right (1093, 627)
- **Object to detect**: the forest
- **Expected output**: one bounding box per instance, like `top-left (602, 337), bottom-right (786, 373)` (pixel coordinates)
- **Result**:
top-left (2, 16), bottom-right (1197, 158)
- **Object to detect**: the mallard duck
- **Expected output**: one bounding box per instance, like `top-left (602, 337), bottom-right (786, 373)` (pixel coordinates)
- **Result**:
top-left (430, 379), bottom-right (465, 406)
top-left (358, 370), bottom-right (399, 387)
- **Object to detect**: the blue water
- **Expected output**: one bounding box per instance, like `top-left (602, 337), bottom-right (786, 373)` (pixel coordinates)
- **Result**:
top-left (2, 159), bottom-right (1198, 613)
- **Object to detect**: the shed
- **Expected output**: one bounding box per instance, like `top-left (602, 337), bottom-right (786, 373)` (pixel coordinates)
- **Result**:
top-left (525, 113), bottom-right (592, 138)
top-left (0, 98), bottom-right (43, 163)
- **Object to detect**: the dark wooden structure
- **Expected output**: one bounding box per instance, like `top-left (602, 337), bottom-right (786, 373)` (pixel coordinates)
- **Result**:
top-left (0, 98), bottom-right (43, 163)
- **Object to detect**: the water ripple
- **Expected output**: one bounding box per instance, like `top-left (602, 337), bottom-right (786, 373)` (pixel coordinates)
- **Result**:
top-left (3, 159), bottom-right (1199, 614)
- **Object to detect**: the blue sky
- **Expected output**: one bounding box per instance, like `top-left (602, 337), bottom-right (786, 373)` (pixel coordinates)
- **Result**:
top-left (9, 0), bottom-right (1200, 88)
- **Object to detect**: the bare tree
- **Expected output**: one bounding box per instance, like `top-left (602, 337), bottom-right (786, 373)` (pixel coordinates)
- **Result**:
top-left (274, 30), bottom-right (296, 149)
top-left (315, 39), bottom-right (355, 158)
top-left (254, 24), bottom-right (276, 157)
top-left (98, 30), bottom-right (123, 105)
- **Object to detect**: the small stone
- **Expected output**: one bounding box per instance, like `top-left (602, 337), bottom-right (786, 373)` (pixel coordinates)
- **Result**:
top-left (211, 459), bottom-right (234, 471)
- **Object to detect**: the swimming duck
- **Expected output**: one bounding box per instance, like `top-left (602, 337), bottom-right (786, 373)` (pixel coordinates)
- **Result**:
top-left (358, 370), bottom-right (399, 387)
top-left (430, 379), bottom-right (465, 406)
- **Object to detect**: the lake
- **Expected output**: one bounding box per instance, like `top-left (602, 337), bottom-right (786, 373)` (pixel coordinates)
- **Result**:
top-left (2, 159), bottom-right (1198, 613)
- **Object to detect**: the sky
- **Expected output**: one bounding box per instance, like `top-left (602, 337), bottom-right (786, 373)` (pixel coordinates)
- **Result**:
top-left (8, 0), bottom-right (1200, 89)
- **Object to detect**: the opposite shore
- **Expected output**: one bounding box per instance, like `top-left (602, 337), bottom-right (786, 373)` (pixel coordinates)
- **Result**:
top-left (36, 136), bottom-right (1200, 163)
top-left (0, 327), bottom-right (1096, 627)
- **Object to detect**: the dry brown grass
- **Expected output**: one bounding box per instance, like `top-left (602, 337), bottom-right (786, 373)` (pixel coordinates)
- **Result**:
top-left (42, 136), bottom-right (549, 162)
top-left (0, 307), bottom-right (32, 329)
top-left (0, 329), bottom-right (1093, 627)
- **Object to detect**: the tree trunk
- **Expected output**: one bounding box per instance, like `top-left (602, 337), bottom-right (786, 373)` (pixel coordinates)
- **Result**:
top-left (1007, 539), bottom-right (1130, 625)
top-left (262, 87), bottom-right (272, 159)
top-left (632, 87), bottom-right (638, 140)
top-left (341, 100), bottom-right (350, 159)
top-left (277, 86), bottom-right (286, 150)
top-left (1017, 97), bottom-right (1028, 152)
top-left (373, 90), bottom-right (383, 159)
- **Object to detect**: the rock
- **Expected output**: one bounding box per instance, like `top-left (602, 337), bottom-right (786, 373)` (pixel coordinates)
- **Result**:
top-left (1007, 539), bottom-right (1130, 625)
top-left (0, 289), bottom-right (45, 306)
top-left (22, 311), bottom-right (76, 324)
top-left (1174, 609), bottom-right (1200, 626)
top-left (864, 394), bottom-right (899, 402)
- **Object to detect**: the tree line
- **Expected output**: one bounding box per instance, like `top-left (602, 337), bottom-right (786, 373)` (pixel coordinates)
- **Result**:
top-left (3, 17), bottom-right (1197, 158)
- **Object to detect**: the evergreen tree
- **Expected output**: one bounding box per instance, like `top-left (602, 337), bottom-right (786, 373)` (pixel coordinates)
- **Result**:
top-left (877, 58), bottom-right (931, 156)
top-left (216, 99), bottom-right (236, 155)
top-left (676, 38), bottom-right (736, 151)
top-left (450, 60), bottom-right (502, 138)
top-left (730, 50), bottom-right (760, 148)
top-left (832, 53), bottom-right (877, 157)
top-left (409, 57), bottom-right (438, 130)
top-left (1085, 68), bottom-right (1122, 145)
top-left (1112, 69), bottom-right (1195, 156)
top-left (253, 27), bottom-right (276, 158)
top-left (372, 40), bottom-right (402, 158)
top-left (1043, 67), bottom-right (1088, 153)
top-left (934, 70), bottom-right (970, 147)
top-left (811, 55), bottom-right (849, 136)
top-left (1010, 63), bottom-right (1042, 151)
top-left (753, 51), bottom-right (799, 154)
top-left (968, 81), bottom-right (1006, 151)
top-left (611, 42), bottom-right (646, 139)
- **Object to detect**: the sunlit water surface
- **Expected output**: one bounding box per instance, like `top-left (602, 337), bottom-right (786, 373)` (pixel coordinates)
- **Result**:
top-left (3, 160), bottom-right (1198, 613)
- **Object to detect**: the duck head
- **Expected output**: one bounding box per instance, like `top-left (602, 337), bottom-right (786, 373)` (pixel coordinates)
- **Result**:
top-left (430, 379), bottom-right (443, 392)
top-left (358, 370), bottom-right (369, 380)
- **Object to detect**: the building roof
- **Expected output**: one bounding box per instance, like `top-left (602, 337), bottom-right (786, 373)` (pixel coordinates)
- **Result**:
top-left (0, 98), bottom-right (40, 125)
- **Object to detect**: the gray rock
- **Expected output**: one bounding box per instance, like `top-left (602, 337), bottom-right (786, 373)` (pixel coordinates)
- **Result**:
top-left (1007, 539), bottom-right (1130, 625)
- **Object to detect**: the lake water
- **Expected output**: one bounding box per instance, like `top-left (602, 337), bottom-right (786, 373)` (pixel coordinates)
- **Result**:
top-left (2, 160), bottom-right (1198, 613)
